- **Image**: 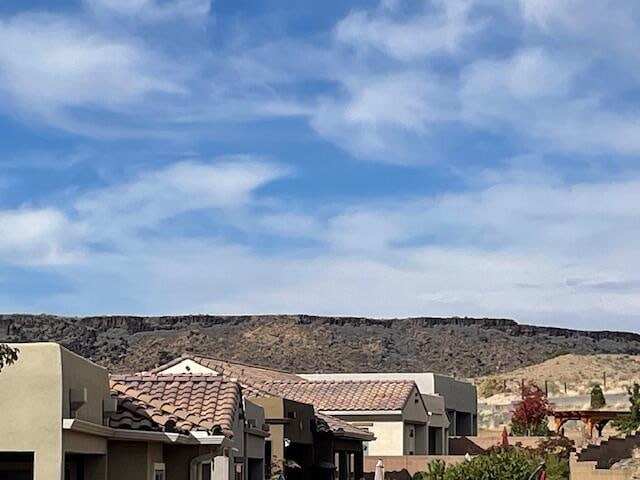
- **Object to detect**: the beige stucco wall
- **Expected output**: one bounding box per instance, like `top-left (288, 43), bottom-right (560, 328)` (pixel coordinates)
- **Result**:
top-left (147, 442), bottom-right (164, 480)
top-left (0, 343), bottom-right (64, 479)
top-left (244, 399), bottom-right (267, 460)
top-left (249, 396), bottom-right (286, 473)
top-left (402, 387), bottom-right (429, 424)
top-left (365, 421), bottom-right (404, 456)
top-left (60, 346), bottom-right (111, 424)
top-left (364, 455), bottom-right (466, 475)
top-left (159, 358), bottom-right (220, 375)
top-left (401, 386), bottom-right (429, 455)
top-left (342, 386), bottom-right (431, 456)
top-left (108, 441), bottom-right (148, 480)
top-left (570, 457), bottom-right (630, 480)
top-left (422, 394), bottom-right (448, 428)
top-left (164, 444), bottom-right (215, 480)
top-left (63, 431), bottom-right (107, 455)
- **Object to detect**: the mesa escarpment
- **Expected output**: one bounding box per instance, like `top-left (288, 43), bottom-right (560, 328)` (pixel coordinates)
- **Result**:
top-left (2, 314), bottom-right (639, 375)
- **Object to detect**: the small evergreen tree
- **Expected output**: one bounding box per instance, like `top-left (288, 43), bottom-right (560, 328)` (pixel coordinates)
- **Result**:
top-left (0, 344), bottom-right (19, 373)
top-left (590, 384), bottom-right (606, 410)
top-left (511, 384), bottom-right (552, 436)
top-left (613, 383), bottom-right (640, 435)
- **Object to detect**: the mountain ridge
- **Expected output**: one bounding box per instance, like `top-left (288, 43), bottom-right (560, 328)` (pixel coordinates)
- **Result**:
top-left (2, 314), bottom-right (640, 376)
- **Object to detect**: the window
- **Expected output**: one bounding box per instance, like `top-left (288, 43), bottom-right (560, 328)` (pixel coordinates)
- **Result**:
top-left (153, 463), bottom-right (166, 480)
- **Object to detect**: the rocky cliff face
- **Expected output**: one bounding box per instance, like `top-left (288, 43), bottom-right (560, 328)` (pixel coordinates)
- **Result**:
top-left (2, 314), bottom-right (639, 375)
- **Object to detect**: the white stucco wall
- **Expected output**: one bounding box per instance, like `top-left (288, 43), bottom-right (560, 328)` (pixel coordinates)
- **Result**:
top-left (157, 358), bottom-right (220, 375)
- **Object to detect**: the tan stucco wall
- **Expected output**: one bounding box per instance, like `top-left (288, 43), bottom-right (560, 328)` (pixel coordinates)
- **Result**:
top-left (402, 387), bottom-right (429, 424)
top-left (333, 386), bottom-right (430, 456)
top-left (164, 444), bottom-right (214, 480)
top-left (63, 431), bottom-right (107, 455)
top-left (108, 441), bottom-right (148, 480)
top-left (147, 442), bottom-right (164, 480)
top-left (0, 343), bottom-right (64, 479)
top-left (244, 399), bottom-right (267, 460)
top-left (570, 457), bottom-right (630, 480)
top-left (365, 421), bottom-right (404, 456)
top-left (364, 455), bottom-right (466, 475)
top-left (60, 346), bottom-right (110, 424)
top-left (422, 394), bottom-right (448, 428)
top-left (248, 396), bottom-right (285, 469)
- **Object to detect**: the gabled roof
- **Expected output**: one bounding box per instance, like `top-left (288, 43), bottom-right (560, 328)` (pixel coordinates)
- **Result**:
top-left (153, 355), bottom-right (419, 412)
top-left (149, 355), bottom-right (417, 440)
top-left (109, 374), bottom-right (241, 438)
top-left (314, 412), bottom-right (375, 441)
top-left (151, 354), bottom-right (302, 383)
top-left (250, 380), bottom-right (418, 412)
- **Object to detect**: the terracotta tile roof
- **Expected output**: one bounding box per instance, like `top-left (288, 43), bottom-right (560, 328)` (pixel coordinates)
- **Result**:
top-left (153, 355), bottom-right (418, 412)
top-left (109, 391), bottom-right (168, 432)
top-left (151, 354), bottom-right (302, 383)
top-left (250, 380), bottom-right (418, 412)
top-left (109, 374), bottom-right (240, 437)
top-left (314, 412), bottom-right (375, 441)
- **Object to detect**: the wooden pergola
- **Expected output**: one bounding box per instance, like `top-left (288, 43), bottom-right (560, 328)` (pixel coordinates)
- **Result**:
top-left (552, 410), bottom-right (628, 438)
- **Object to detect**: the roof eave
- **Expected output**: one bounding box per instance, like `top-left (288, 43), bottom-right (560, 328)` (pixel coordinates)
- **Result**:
top-left (63, 419), bottom-right (228, 445)
top-left (320, 409), bottom-right (403, 416)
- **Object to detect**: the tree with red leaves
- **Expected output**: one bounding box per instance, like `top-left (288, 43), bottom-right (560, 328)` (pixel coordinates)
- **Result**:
top-left (511, 384), bottom-right (553, 436)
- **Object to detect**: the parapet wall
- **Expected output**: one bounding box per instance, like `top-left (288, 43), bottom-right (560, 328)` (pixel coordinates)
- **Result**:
top-left (570, 454), bottom-right (630, 480)
top-left (578, 433), bottom-right (640, 468)
top-left (364, 455), bottom-right (466, 476)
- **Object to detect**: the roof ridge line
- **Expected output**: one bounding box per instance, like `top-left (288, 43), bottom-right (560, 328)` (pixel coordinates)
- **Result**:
top-left (192, 354), bottom-right (302, 377)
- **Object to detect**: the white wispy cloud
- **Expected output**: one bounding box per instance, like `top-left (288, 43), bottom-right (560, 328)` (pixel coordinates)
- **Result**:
top-left (0, 13), bottom-right (183, 135)
top-left (2, 0), bottom-right (640, 160)
top-left (83, 0), bottom-right (211, 23)
top-left (3, 157), bottom-right (640, 329)
top-left (460, 47), bottom-right (640, 155)
top-left (310, 72), bottom-right (454, 161)
top-left (335, 0), bottom-right (482, 61)
top-left (0, 158), bottom-right (285, 265)
top-left (76, 158), bottom-right (286, 240)
top-left (0, 208), bottom-right (83, 265)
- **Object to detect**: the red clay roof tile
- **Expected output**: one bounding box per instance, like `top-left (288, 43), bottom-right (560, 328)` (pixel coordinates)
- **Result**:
top-left (109, 374), bottom-right (240, 438)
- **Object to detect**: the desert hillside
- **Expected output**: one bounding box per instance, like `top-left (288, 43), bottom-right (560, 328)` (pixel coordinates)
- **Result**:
top-left (476, 354), bottom-right (640, 433)
top-left (2, 314), bottom-right (640, 376)
top-left (477, 353), bottom-right (640, 400)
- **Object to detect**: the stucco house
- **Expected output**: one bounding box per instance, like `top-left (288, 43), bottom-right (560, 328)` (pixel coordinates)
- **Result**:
top-left (247, 397), bottom-right (372, 480)
top-left (0, 343), bottom-right (268, 480)
top-left (152, 355), bottom-right (376, 479)
top-left (301, 372), bottom-right (478, 444)
top-left (152, 355), bottom-right (432, 457)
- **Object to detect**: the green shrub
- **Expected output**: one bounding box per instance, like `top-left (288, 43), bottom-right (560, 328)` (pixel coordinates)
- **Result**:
top-left (613, 383), bottom-right (640, 434)
top-left (478, 378), bottom-right (507, 398)
top-left (414, 446), bottom-right (569, 480)
top-left (416, 459), bottom-right (446, 480)
top-left (590, 384), bottom-right (606, 409)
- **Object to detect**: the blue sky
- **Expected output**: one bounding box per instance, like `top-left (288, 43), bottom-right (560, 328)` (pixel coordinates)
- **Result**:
top-left (1, 0), bottom-right (640, 331)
